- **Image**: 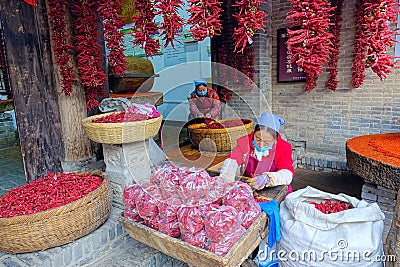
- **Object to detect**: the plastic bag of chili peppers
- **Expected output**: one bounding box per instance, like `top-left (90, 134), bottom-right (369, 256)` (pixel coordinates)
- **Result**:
top-left (223, 181), bottom-right (254, 212)
top-left (181, 229), bottom-right (207, 248)
top-left (238, 200), bottom-right (261, 229)
top-left (143, 215), bottom-right (161, 231)
top-left (123, 184), bottom-right (140, 209)
top-left (158, 201), bottom-right (180, 222)
top-left (158, 218), bottom-right (181, 238)
top-left (135, 183), bottom-right (161, 220)
top-left (177, 206), bottom-right (205, 234)
top-left (204, 205), bottom-right (241, 243)
top-left (124, 208), bottom-right (143, 222)
top-left (206, 226), bottom-right (246, 256)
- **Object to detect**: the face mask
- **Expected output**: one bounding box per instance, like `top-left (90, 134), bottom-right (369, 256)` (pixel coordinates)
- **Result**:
top-left (197, 90), bottom-right (207, 97)
top-left (252, 139), bottom-right (274, 152)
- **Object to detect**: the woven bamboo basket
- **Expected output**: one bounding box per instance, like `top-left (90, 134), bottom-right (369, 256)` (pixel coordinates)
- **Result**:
top-left (81, 112), bottom-right (162, 144)
top-left (188, 118), bottom-right (253, 152)
top-left (0, 170), bottom-right (112, 254)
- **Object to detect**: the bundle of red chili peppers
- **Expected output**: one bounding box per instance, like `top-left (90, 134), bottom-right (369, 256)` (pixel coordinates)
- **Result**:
top-left (0, 173), bottom-right (103, 218)
top-left (286, 0), bottom-right (335, 91)
top-left (187, 0), bottom-right (223, 41)
top-left (352, 0), bottom-right (400, 88)
top-left (325, 0), bottom-right (344, 91)
top-left (310, 199), bottom-right (352, 214)
top-left (232, 0), bottom-right (267, 53)
top-left (156, 0), bottom-right (185, 48)
top-left (131, 0), bottom-right (161, 57)
top-left (47, 0), bottom-right (76, 95)
top-left (97, 0), bottom-right (128, 76)
top-left (47, 0), bottom-right (128, 108)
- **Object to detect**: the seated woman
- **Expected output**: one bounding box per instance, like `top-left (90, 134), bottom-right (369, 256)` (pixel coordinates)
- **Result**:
top-left (219, 112), bottom-right (294, 192)
top-left (188, 78), bottom-right (221, 122)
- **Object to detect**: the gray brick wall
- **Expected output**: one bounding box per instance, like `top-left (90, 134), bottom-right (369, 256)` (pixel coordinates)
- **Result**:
top-left (251, 0), bottom-right (400, 162)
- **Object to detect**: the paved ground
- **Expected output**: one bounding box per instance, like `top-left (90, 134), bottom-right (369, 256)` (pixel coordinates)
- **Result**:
top-left (0, 146), bottom-right (25, 195)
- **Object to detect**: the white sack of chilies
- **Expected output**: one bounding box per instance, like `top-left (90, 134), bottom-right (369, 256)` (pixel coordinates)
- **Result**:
top-left (279, 186), bottom-right (385, 267)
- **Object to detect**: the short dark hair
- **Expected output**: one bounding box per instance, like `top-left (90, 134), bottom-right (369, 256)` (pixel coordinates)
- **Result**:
top-left (254, 124), bottom-right (278, 140)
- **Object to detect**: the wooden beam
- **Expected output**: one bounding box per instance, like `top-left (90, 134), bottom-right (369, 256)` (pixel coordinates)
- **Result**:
top-left (1, 0), bottom-right (63, 181)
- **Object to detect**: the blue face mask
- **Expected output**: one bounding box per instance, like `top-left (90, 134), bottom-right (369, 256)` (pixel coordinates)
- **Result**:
top-left (252, 139), bottom-right (274, 152)
top-left (197, 90), bottom-right (207, 96)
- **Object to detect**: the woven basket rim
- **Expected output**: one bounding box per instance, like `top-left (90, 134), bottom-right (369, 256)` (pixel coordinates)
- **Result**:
top-left (0, 170), bottom-right (109, 224)
top-left (81, 112), bottom-right (162, 127)
top-left (188, 118), bottom-right (253, 134)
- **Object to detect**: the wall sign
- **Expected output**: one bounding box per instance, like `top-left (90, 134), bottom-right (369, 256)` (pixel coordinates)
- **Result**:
top-left (277, 28), bottom-right (306, 82)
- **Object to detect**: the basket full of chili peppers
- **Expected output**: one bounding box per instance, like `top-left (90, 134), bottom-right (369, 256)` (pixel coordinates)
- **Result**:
top-left (188, 118), bottom-right (253, 152)
top-left (0, 170), bottom-right (112, 254)
top-left (81, 107), bottom-right (162, 144)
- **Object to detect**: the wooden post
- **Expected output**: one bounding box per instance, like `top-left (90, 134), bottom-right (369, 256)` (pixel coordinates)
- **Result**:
top-left (0, 0), bottom-right (62, 180)
top-left (45, 2), bottom-right (93, 170)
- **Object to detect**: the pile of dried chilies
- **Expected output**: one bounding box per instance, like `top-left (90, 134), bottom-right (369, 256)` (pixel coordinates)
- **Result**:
top-left (286, 0), bottom-right (335, 91)
top-left (352, 0), bottom-right (400, 88)
top-left (310, 199), bottom-right (352, 214)
top-left (0, 173), bottom-right (103, 218)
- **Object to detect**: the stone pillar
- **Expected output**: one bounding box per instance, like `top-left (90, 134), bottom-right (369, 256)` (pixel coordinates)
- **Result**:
top-left (103, 141), bottom-right (151, 208)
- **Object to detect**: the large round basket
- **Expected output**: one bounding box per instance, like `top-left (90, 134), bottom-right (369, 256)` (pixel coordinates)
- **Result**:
top-left (0, 170), bottom-right (112, 254)
top-left (188, 118), bottom-right (253, 152)
top-left (81, 112), bottom-right (162, 144)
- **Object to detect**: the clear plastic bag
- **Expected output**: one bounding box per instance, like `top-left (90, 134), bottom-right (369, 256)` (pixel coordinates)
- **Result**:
top-left (204, 205), bottom-right (241, 243)
top-left (177, 206), bottom-right (205, 234)
top-left (181, 229), bottom-right (207, 248)
top-left (124, 207), bottom-right (143, 222)
top-left (158, 218), bottom-right (181, 238)
top-left (158, 201), bottom-right (180, 222)
top-left (206, 226), bottom-right (246, 256)
top-left (135, 183), bottom-right (161, 220)
top-left (239, 199), bottom-right (261, 229)
top-left (223, 181), bottom-right (254, 212)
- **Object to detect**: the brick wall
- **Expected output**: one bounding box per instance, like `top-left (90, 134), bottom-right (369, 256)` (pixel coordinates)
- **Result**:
top-left (259, 0), bottom-right (400, 162)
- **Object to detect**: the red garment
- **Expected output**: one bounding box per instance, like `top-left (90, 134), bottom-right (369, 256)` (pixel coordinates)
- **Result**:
top-left (228, 132), bottom-right (294, 190)
top-left (189, 88), bottom-right (221, 120)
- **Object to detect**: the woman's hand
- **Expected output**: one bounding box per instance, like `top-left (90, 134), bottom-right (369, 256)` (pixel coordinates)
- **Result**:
top-left (246, 174), bottom-right (270, 190)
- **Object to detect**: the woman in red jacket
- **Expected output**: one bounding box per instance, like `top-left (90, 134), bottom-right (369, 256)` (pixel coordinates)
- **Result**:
top-left (188, 78), bottom-right (221, 121)
top-left (219, 112), bottom-right (294, 192)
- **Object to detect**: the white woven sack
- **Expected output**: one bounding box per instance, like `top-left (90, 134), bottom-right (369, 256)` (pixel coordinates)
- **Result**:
top-left (279, 186), bottom-right (385, 267)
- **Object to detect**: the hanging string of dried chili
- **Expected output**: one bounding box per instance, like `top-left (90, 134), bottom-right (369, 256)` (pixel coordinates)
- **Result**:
top-left (325, 0), bottom-right (344, 91)
top-left (352, 0), bottom-right (400, 88)
top-left (232, 0), bottom-right (267, 53)
top-left (47, 0), bottom-right (76, 95)
top-left (187, 0), bottom-right (223, 41)
top-left (156, 0), bottom-right (185, 49)
top-left (286, 0), bottom-right (335, 91)
top-left (131, 0), bottom-right (160, 57)
top-left (70, 0), bottom-right (107, 110)
top-left (97, 0), bottom-right (127, 76)
top-left (351, 0), bottom-right (367, 88)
